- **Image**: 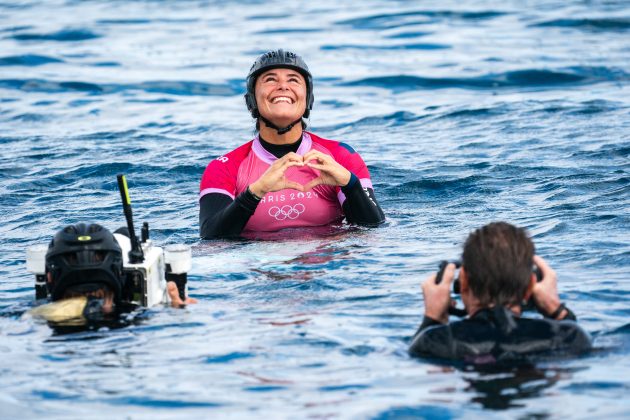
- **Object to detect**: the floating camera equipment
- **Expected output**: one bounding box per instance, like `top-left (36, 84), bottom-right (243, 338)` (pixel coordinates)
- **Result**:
top-left (27, 174), bottom-right (192, 307)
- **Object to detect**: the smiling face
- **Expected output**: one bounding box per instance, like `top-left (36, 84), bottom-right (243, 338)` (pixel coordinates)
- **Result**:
top-left (255, 68), bottom-right (307, 127)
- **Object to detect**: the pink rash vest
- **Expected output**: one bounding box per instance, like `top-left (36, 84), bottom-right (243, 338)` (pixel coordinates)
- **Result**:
top-left (199, 132), bottom-right (373, 232)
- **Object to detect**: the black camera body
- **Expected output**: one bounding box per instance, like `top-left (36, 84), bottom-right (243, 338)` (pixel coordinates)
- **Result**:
top-left (435, 260), bottom-right (543, 293)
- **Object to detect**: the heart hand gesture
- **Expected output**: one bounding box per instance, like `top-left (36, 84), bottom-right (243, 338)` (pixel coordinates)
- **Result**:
top-left (249, 152), bottom-right (306, 197)
top-left (302, 150), bottom-right (351, 190)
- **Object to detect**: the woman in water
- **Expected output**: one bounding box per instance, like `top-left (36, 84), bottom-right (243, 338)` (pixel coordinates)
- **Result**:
top-left (199, 49), bottom-right (385, 238)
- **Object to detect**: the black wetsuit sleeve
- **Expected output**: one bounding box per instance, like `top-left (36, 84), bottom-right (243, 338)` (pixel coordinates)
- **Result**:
top-left (562, 306), bottom-right (577, 321)
top-left (408, 320), bottom-right (454, 359)
top-left (199, 191), bottom-right (260, 239)
top-left (551, 305), bottom-right (577, 321)
top-left (411, 316), bottom-right (444, 338)
top-left (537, 303), bottom-right (578, 322)
top-left (341, 173), bottom-right (385, 226)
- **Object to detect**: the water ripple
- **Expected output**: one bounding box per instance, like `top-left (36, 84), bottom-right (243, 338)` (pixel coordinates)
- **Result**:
top-left (342, 67), bottom-right (628, 91)
top-left (322, 42), bottom-right (449, 51)
top-left (532, 18), bottom-right (630, 31)
top-left (337, 10), bottom-right (507, 30)
top-left (10, 28), bottom-right (101, 42)
top-left (0, 79), bottom-right (241, 96)
top-left (0, 54), bottom-right (63, 66)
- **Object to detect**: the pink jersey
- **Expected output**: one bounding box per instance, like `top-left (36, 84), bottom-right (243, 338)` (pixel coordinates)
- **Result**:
top-left (199, 132), bottom-right (373, 232)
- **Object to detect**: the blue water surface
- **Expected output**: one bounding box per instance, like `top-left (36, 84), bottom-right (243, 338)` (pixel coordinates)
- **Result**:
top-left (1, 0), bottom-right (629, 418)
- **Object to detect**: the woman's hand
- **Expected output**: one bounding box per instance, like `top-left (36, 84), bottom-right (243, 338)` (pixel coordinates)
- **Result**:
top-left (249, 152), bottom-right (306, 197)
top-left (167, 282), bottom-right (198, 307)
top-left (421, 263), bottom-right (456, 324)
top-left (302, 150), bottom-right (351, 190)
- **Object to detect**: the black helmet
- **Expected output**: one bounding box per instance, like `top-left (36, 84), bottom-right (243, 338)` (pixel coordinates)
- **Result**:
top-left (45, 223), bottom-right (125, 303)
top-left (244, 49), bottom-right (314, 119)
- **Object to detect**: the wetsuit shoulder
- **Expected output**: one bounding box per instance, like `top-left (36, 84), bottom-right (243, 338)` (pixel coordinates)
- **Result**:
top-left (200, 141), bottom-right (253, 200)
top-left (409, 313), bottom-right (592, 363)
top-left (408, 323), bottom-right (456, 360)
top-left (409, 317), bottom-right (499, 360)
top-left (542, 318), bottom-right (592, 353)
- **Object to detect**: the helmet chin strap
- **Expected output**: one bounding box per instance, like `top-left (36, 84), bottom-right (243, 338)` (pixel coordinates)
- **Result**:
top-left (260, 115), bottom-right (303, 135)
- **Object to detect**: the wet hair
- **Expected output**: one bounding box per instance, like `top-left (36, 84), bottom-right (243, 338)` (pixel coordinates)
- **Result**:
top-left (462, 222), bottom-right (534, 307)
top-left (255, 119), bottom-right (307, 132)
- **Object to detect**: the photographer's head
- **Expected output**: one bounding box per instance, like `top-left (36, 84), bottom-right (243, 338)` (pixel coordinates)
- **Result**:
top-left (45, 223), bottom-right (125, 313)
top-left (460, 222), bottom-right (535, 309)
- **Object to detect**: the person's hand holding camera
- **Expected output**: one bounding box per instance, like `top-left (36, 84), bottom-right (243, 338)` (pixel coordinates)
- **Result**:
top-left (422, 263), bottom-right (456, 324)
top-left (531, 255), bottom-right (568, 320)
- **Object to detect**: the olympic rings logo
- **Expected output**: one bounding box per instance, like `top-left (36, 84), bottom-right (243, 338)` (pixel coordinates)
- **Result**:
top-left (268, 204), bottom-right (305, 220)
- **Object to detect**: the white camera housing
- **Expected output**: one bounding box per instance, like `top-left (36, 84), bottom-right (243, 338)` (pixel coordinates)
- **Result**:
top-left (26, 236), bottom-right (192, 308)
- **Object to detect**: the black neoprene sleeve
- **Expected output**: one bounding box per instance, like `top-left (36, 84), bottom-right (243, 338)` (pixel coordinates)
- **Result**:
top-left (412, 316), bottom-right (443, 338)
top-left (540, 303), bottom-right (577, 321)
top-left (199, 190), bottom-right (260, 239)
top-left (341, 174), bottom-right (385, 226)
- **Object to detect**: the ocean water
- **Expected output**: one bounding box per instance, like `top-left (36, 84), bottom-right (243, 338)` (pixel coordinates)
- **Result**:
top-left (1, 0), bottom-right (629, 418)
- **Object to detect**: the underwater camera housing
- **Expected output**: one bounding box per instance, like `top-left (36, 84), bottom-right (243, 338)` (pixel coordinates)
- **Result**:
top-left (26, 174), bottom-right (192, 307)
top-left (114, 230), bottom-right (192, 307)
top-left (435, 260), bottom-right (543, 316)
